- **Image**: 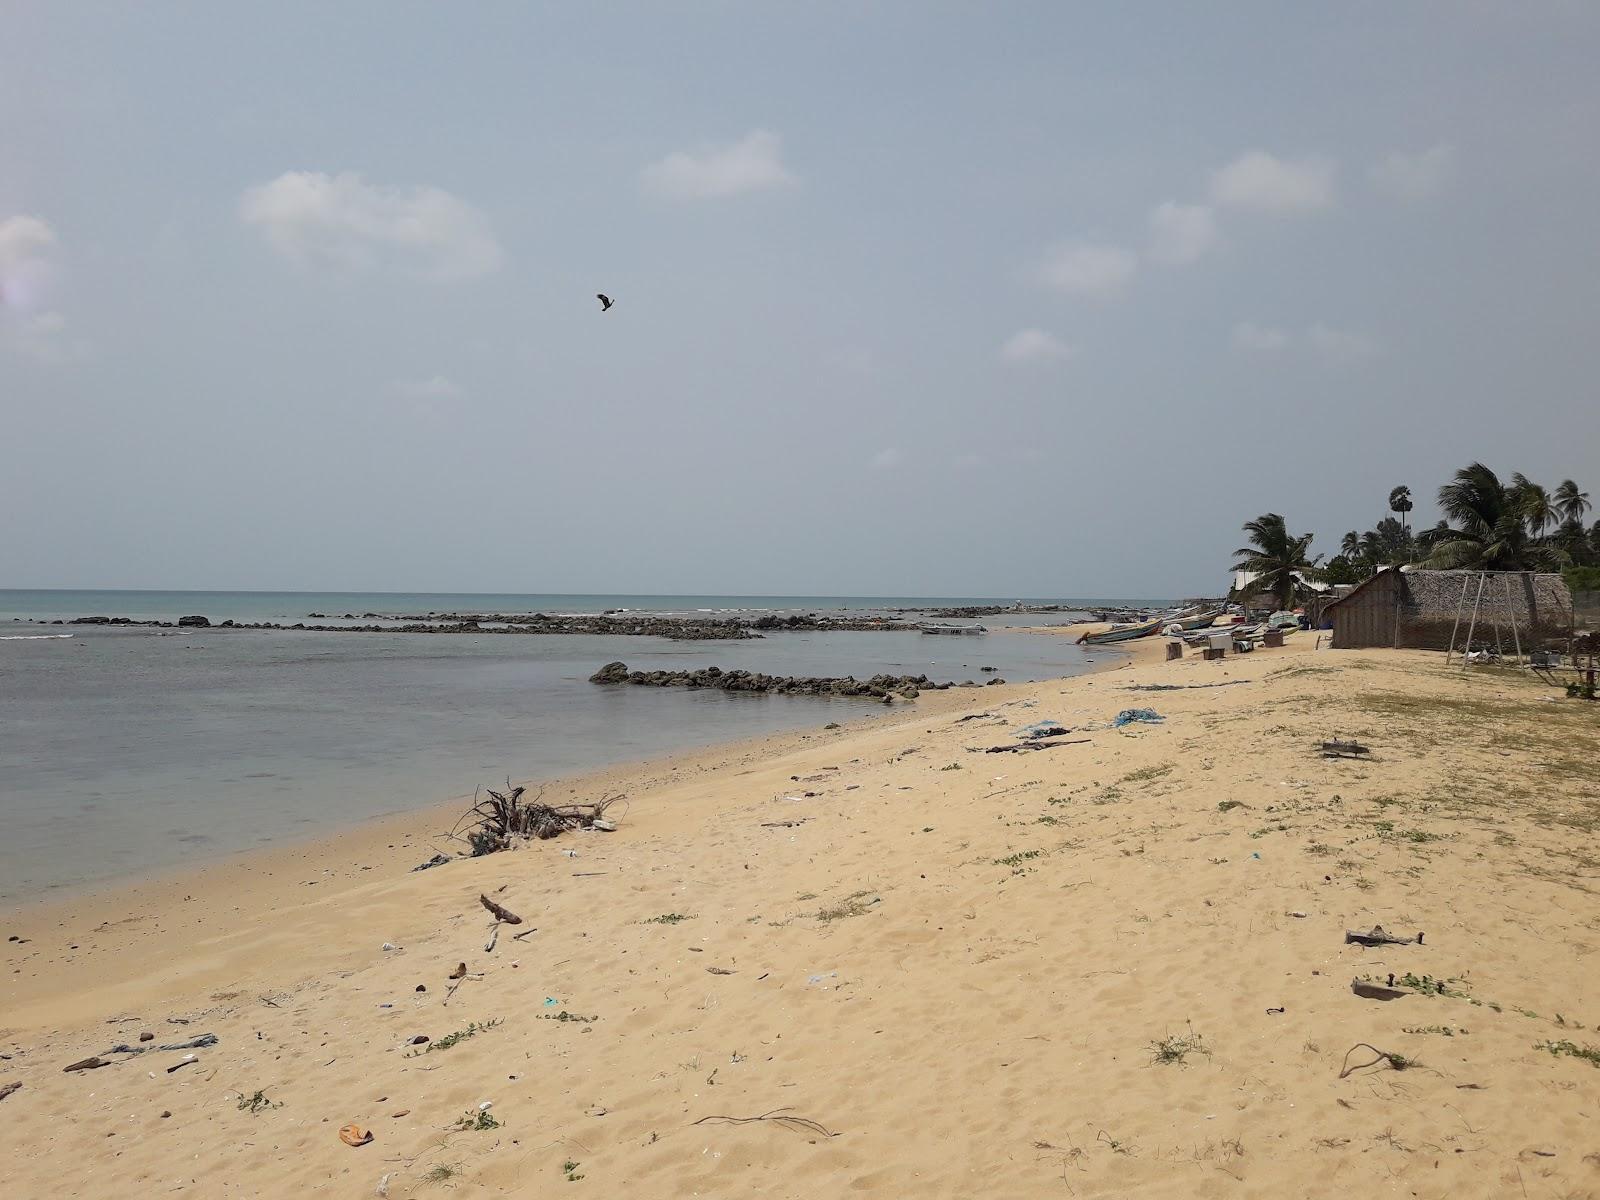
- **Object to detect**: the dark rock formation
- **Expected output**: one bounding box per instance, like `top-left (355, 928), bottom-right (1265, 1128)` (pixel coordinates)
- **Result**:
top-left (177, 615), bottom-right (210, 627)
top-left (588, 662), bottom-right (1002, 700)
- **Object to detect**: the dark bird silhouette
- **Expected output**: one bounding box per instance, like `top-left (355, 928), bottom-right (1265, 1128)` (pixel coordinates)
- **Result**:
top-left (596, 293), bottom-right (613, 312)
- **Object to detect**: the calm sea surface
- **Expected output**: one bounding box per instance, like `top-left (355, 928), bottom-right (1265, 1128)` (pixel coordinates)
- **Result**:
top-left (0, 590), bottom-right (1156, 901)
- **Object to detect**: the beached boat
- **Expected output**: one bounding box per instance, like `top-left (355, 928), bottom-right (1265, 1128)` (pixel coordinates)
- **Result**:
top-left (920, 622), bottom-right (986, 636)
top-left (1077, 616), bottom-right (1165, 645)
top-left (1165, 608), bottom-right (1225, 631)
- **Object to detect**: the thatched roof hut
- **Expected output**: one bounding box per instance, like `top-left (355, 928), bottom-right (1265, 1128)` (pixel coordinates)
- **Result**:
top-left (1324, 568), bottom-right (1573, 650)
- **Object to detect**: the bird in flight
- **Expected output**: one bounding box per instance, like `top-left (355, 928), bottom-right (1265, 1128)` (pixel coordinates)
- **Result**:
top-left (596, 293), bottom-right (613, 312)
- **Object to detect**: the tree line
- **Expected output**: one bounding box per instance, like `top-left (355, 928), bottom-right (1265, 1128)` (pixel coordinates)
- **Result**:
top-left (1233, 464), bottom-right (1598, 609)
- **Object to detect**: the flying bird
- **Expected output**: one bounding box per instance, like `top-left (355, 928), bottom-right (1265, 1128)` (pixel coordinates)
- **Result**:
top-left (596, 293), bottom-right (613, 312)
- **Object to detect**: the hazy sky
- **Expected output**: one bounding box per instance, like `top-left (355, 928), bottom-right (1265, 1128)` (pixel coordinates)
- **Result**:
top-left (4, 3), bottom-right (1598, 598)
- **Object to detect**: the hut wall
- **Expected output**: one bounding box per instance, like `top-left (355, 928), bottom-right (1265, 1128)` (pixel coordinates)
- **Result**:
top-left (1330, 571), bottom-right (1398, 648)
top-left (1575, 590), bottom-right (1600, 631)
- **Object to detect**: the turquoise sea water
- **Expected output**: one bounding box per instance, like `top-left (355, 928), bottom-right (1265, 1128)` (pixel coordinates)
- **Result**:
top-left (0, 590), bottom-right (1159, 901)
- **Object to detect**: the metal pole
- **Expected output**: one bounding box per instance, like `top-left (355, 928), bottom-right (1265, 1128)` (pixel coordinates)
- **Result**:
top-left (1504, 573), bottom-right (1523, 665)
top-left (1446, 574), bottom-right (1471, 663)
top-left (1460, 572), bottom-right (1486, 671)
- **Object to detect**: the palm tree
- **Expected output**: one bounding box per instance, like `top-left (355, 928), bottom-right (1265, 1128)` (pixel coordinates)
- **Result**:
top-left (1232, 513), bottom-right (1321, 610)
top-left (1554, 479), bottom-right (1591, 525)
top-left (1341, 530), bottom-right (1361, 559)
top-left (1388, 485), bottom-right (1413, 542)
top-left (1427, 463), bottom-right (1555, 570)
top-left (1510, 473), bottom-right (1557, 535)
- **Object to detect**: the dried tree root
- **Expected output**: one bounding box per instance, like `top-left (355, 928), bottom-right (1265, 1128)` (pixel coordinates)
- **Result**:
top-left (480, 895), bottom-right (523, 925)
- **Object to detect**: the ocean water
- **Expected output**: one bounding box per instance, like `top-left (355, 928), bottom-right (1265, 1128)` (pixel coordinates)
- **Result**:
top-left (0, 590), bottom-right (1152, 901)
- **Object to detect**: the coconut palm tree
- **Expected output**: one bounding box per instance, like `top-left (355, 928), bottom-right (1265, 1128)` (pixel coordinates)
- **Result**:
top-left (1427, 463), bottom-right (1556, 570)
top-left (1232, 513), bottom-right (1321, 610)
top-left (1554, 479), bottom-right (1591, 525)
top-left (1510, 473), bottom-right (1557, 535)
top-left (1341, 530), bottom-right (1362, 559)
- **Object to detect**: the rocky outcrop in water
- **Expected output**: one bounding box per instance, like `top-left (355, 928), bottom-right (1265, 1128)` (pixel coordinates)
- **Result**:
top-left (588, 661), bottom-right (1005, 700)
top-left (177, 615), bottom-right (210, 627)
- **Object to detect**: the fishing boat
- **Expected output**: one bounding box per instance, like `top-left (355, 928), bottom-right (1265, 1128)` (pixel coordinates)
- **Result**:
top-left (1165, 607), bottom-right (1225, 631)
top-left (921, 622), bottom-right (986, 636)
top-left (1076, 616), bottom-right (1165, 645)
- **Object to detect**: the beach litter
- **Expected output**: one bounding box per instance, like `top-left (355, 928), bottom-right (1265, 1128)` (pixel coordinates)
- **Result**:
top-left (1113, 708), bottom-right (1164, 727)
top-left (381, 942), bottom-right (397, 952)
top-left (166, 1054), bottom-right (198, 1073)
top-left (410, 853), bottom-right (452, 872)
top-left (1346, 925), bottom-right (1423, 947)
top-left (449, 963), bottom-right (467, 980)
top-left (806, 971), bottom-right (838, 987)
top-left (1320, 738), bottom-right (1370, 759)
top-left (339, 1123), bottom-right (374, 1147)
top-left (62, 1056), bottom-right (111, 1073)
top-left (1016, 720), bottom-right (1070, 740)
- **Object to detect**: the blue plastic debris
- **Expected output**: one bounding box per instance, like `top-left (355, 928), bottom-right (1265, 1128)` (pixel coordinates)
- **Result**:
top-left (1113, 708), bottom-right (1165, 727)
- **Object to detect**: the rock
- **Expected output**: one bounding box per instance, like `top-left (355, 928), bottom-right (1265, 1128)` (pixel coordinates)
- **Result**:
top-left (176, 615), bottom-right (210, 627)
top-left (589, 661), bottom-right (631, 684)
top-left (139, 1031), bottom-right (154, 1042)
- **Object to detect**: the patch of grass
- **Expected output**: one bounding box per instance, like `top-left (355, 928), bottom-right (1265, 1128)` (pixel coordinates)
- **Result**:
top-left (1353, 876), bottom-right (1375, 891)
top-left (994, 849), bottom-right (1043, 867)
top-left (451, 1108), bottom-right (501, 1131)
top-left (426, 1019), bottom-right (503, 1053)
top-left (1216, 800), bottom-right (1245, 813)
top-left (1149, 1024), bottom-right (1209, 1066)
top-left (1304, 842), bottom-right (1333, 856)
top-left (1249, 823), bottom-right (1289, 838)
top-left (422, 1162), bottom-right (464, 1185)
top-left (236, 1088), bottom-right (281, 1114)
top-left (816, 890), bottom-right (876, 921)
top-left (1121, 764), bottom-right (1173, 785)
top-left (940, 762), bottom-right (963, 771)
top-left (539, 1011), bottom-right (596, 1023)
top-left (1403, 1024), bottom-right (1466, 1037)
top-left (1035, 814), bottom-right (1062, 825)
top-left (643, 912), bottom-right (695, 925)
top-left (562, 1159), bottom-right (584, 1182)
top-left (1537, 1039), bottom-right (1600, 1067)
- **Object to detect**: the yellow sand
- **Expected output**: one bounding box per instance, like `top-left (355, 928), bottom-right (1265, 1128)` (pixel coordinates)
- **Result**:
top-left (3, 634), bottom-right (1599, 1198)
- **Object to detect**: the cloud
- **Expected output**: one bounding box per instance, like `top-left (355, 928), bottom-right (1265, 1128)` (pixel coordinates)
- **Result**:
top-left (239, 171), bottom-right (502, 279)
top-left (0, 214), bottom-right (60, 312)
top-left (1034, 240), bottom-right (1137, 298)
top-left (869, 447), bottom-right (904, 470)
top-left (641, 130), bottom-right (796, 199)
top-left (1231, 321), bottom-right (1288, 352)
top-left (999, 328), bottom-right (1077, 366)
top-left (390, 374), bottom-right (464, 400)
top-left (1370, 144), bottom-right (1454, 202)
top-left (1146, 202), bottom-right (1218, 265)
top-left (1308, 322), bottom-right (1378, 365)
top-left (1231, 320), bottom-right (1376, 364)
top-left (1209, 151), bottom-right (1336, 213)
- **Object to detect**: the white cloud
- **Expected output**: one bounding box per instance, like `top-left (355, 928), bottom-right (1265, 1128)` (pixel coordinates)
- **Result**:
top-left (1034, 240), bottom-right (1137, 298)
top-left (1370, 144), bottom-right (1454, 202)
top-left (1231, 320), bottom-right (1376, 364)
top-left (1209, 150), bottom-right (1336, 213)
top-left (390, 374), bottom-right (464, 400)
top-left (999, 328), bottom-right (1077, 366)
top-left (1146, 202), bottom-right (1218, 265)
top-left (869, 447), bottom-right (904, 470)
top-left (1231, 321), bottom-right (1288, 352)
top-left (641, 130), bottom-right (796, 199)
top-left (1308, 322), bottom-right (1378, 365)
top-left (239, 171), bottom-right (502, 279)
top-left (0, 214), bottom-right (60, 312)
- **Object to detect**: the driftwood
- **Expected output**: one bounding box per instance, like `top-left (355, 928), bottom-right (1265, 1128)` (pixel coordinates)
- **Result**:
top-left (63, 1056), bottom-right (110, 1073)
top-left (1320, 738), bottom-right (1371, 759)
top-left (1339, 1043), bottom-right (1416, 1078)
top-left (1346, 925), bottom-right (1423, 947)
top-left (479, 894), bottom-right (523, 925)
top-left (0, 1081), bottom-right (20, 1102)
top-left (976, 738), bottom-right (1090, 755)
top-left (103, 1033), bottom-right (218, 1056)
top-left (451, 784), bottom-right (623, 855)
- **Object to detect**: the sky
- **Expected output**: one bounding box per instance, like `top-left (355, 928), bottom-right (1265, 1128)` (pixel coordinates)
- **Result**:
top-left (3, 2), bottom-right (1598, 599)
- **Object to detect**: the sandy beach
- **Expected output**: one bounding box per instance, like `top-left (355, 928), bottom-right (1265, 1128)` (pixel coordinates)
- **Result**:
top-left (3, 633), bottom-right (1598, 1198)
